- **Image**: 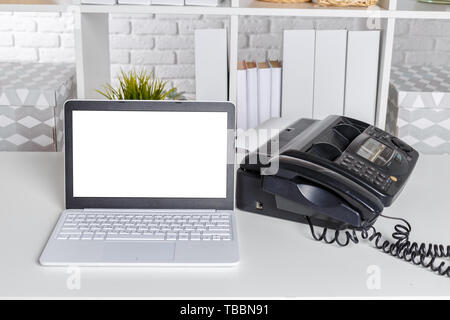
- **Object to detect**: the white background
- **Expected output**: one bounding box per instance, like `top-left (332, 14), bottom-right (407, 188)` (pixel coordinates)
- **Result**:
top-left (72, 110), bottom-right (228, 198)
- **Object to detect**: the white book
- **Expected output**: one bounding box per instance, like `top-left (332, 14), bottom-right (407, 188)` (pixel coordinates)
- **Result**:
top-left (81, 0), bottom-right (116, 4)
top-left (281, 30), bottom-right (315, 120)
top-left (344, 31), bottom-right (380, 124)
top-left (246, 62), bottom-right (258, 129)
top-left (185, 0), bottom-right (223, 5)
top-left (152, 0), bottom-right (183, 5)
top-left (194, 29), bottom-right (228, 101)
top-left (236, 61), bottom-right (248, 130)
top-left (118, 0), bottom-right (151, 4)
top-left (313, 30), bottom-right (348, 119)
top-left (269, 60), bottom-right (282, 118)
top-left (257, 61), bottom-right (272, 125)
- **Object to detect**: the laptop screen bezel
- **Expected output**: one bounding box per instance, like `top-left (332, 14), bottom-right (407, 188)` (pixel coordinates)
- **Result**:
top-left (64, 100), bottom-right (235, 210)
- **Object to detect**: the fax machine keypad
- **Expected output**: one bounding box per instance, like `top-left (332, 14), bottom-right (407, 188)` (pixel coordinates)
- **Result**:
top-left (339, 155), bottom-right (392, 191)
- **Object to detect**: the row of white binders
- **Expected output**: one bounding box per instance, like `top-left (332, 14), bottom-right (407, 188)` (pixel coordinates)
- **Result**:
top-left (237, 60), bottom-right (282, 130)
top-left (80, 0), bottom-right (222, 5)
top-left (237, 29), bottom-right (381, 130)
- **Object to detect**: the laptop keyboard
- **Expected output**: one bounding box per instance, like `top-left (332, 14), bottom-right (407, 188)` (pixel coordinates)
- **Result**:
top-left (56, 213), bottom-right (233, 241)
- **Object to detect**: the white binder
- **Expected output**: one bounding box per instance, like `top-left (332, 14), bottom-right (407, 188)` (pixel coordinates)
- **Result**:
top-left (246, 61), bottom-right (258, 129)
top-left (313, 30), bottom-right (347, 119)
top-left (257, 61), bottom-right (272, 125)
top-left (269, 60), bottom-right (282, 119)
top-left (344, 31), bottom-right (380, 125)
top-left (194, 29), bottom-right (228, 101)
top-left (237, 61), bottom-right (248, 130)
top-left (118, 0), bottom-right (151, 4)
top-left (281, 30), bottom-right (315, 120)
top-left (152, 0), bottom-right (184, 4)
top-left (185, 0), bottom-right (223, 5)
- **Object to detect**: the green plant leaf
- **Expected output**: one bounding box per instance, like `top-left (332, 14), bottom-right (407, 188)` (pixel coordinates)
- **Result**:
top-left (96, 68), bottom-right (185, 101)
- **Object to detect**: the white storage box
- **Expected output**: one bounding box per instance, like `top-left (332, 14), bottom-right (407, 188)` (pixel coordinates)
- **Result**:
top-left (0, 62), bottom-right (76, 152)
top-left (386, 65), bottom-right (450, 154)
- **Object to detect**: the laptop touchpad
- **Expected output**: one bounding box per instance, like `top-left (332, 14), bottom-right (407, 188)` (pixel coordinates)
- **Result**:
top-left (102, 243), bottom-right (175, 262)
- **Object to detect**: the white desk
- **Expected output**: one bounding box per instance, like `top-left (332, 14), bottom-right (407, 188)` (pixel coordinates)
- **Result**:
top-left (1, 149), bottom-right (450, 297)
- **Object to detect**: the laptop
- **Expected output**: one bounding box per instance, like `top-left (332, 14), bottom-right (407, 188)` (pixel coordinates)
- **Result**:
top-left (39, 100), bottom-right (239, 266)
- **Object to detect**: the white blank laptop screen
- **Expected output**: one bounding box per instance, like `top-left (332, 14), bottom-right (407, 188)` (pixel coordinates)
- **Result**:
top-left (72, 110), bottom-right (228, 198)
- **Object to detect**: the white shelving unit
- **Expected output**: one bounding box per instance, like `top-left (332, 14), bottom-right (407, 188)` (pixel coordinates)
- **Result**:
top-left (0, 0), bottom-right (449, 128)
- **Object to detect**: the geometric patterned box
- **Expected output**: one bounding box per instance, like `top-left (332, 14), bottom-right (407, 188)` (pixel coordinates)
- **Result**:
top-left (0, 62), bottom-right (76, 152)
top-left (386, 65), bottom-right (450, 154)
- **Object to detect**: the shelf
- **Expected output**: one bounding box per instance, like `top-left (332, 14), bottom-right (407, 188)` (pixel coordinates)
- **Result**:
top-left (1, 0), bottom-right (449, 19)
top-left (236, 0), bottom-right (386, 17)
top-left (0, 0), bottom-right (392, 19)
top-left (79, 0), bottom-right (232, 14)
top-left (80, 0), bottom-right (387, 17)
top-left (0, 0), bottom-right (402, 129)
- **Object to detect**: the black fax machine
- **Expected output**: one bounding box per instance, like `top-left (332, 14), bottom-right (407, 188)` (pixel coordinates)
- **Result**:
top-left (236, 115), bottom-right (419, 230)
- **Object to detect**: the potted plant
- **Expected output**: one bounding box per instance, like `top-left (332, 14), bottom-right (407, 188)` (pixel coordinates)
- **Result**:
top-left (97, 68), bottom-right (184, 100)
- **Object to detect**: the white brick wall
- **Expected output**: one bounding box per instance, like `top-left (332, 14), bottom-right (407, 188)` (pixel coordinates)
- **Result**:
top-left (0, 12), bottom-right (449, 96)
top-left (109, 14), bottom-right (230, 95)
top-left (391, 19), bottom-right (450, 65)
top-left (0, 12), bottom-right (74, 62)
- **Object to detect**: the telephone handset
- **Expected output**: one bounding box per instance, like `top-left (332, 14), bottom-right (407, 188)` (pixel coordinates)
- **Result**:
top-left (261, 155), bottom-right (384, 228)
top-left (236, 115), bottom-right (450, 277)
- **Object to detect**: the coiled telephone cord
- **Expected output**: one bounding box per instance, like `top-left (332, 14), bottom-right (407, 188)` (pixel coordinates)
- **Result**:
top-left (306, 215), bottom-right (450, 277)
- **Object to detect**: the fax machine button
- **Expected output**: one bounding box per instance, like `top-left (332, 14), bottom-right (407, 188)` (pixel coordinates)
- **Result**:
top-left (391, 137), bottom-right (413, 153)
top-left (394, 152), bottom-right (403, 162)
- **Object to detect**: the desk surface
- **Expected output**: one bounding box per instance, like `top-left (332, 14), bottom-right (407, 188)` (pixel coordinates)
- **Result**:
top-left (1, 130), bottom-right (450, 297)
